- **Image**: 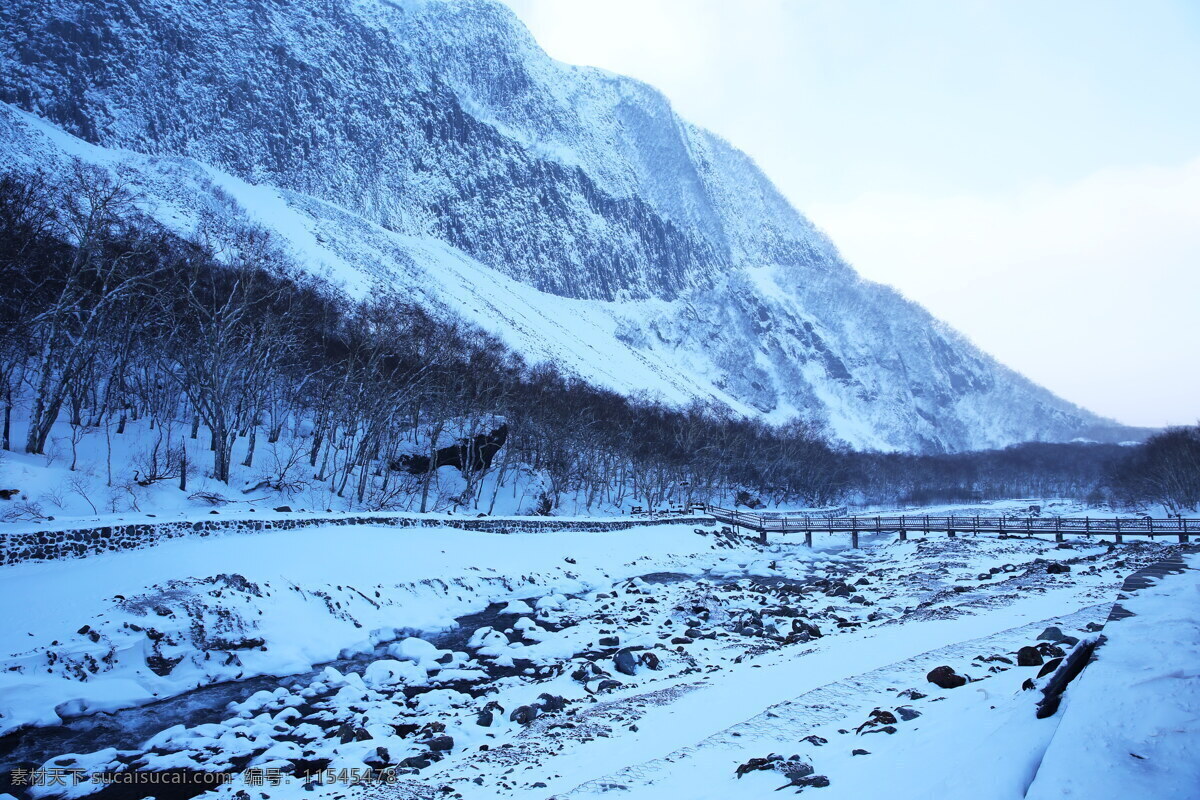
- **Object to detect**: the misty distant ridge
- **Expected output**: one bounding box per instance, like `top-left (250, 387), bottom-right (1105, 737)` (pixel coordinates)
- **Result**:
top-left (0, 0), bottom-right (1147, 451)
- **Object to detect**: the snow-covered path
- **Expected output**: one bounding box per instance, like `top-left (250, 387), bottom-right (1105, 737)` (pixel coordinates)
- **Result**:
top-left (557, 602), bottom-right (1108, 799)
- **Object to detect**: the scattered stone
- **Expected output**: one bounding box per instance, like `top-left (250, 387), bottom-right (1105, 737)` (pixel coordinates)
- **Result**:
top-left (895, 706), bottom-right (921, 721)
top-left (509, 705), bottom-right (539, 725)
top-left (535, 693), bottom-right (566, 713)
top-left (614, 648), bottom-right (639, 676)
top-left (861, 725), bottom-right (897, 735)
top-left (1046, 563), bottom-right (1071, 574)
top-left (777, 759), bottom-right (814, 781)
top-left (735, 755), bottom-right (780, 778)
top-left (926, 666), bottom-right (967, 689)
top-left (1017, 646), bottom-right (1044, 667)
top-left (364, 747), bottom-right (392, 768)
top-left (852, 749), bottom-right (870, 756)
top-left (1037, 626), bottom-right (1065, 642)
top-left (399, 755), bottom-right (430, 770)
top-left (856, 709), bottom-right (897, 734)
top-left (1037, 642), bottom-right (1066, 658)
top-left (980, 654), bottom-right (1014, 665)
top-left (427, 735), bottom-right (453, 752)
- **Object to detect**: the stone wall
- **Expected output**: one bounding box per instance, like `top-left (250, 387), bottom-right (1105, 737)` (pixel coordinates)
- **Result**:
top-left (0, 514), bottom-right (714, 566)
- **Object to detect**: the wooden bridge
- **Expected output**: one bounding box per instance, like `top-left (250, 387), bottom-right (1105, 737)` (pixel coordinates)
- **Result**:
top-left (704, 505), bottom-right (1196, 548)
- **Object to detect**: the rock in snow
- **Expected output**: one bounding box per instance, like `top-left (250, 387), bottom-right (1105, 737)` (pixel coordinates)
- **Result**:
top-left (926, 665), bottom-right (968, 689)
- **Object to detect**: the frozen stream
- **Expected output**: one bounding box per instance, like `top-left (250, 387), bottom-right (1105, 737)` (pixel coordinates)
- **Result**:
top-left (0, 567), bottom-right (782, 774)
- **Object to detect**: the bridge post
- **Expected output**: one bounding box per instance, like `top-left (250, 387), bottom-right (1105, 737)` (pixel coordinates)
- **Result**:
top-left (947, 518), bottom-right (956, 538)
top-left (805, 531), bottom-right (813, 548)
top-left (851, 530), bottom-right (859, 548)
top-left (1115, 517), bottom-right (1123, 544)
top-left (1055, 517), bottom-right (1063, 543)
top-left (899, 515), bottom-right (907, 541)
top-left (1182, 518), bottom-right (1190, 544)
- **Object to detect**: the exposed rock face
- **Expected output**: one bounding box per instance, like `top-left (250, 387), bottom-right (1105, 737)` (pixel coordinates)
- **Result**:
top-left (0, 0), bottom-right (1136, 451)
top-left (397, 425), bottom-right (509, 475)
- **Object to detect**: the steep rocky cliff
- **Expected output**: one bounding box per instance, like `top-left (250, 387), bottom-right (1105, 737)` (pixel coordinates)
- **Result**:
top-left (0, 0), bottom-right (1130, 450)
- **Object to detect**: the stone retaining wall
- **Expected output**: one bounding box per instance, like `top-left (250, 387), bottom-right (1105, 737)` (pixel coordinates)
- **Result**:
top-left (0, 514), bottom-right (714, 566)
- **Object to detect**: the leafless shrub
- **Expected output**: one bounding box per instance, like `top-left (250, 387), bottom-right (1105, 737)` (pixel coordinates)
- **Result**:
top-left (2, 500), bottom-right (48, 522)
top-left (189, 491), bottom-right (229, 506)
top-left (67, 474), bottom-right (98, 514)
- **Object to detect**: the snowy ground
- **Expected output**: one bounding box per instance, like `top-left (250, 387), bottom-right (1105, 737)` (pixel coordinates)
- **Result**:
top-left (0, 518), bottom-right (1196, 800)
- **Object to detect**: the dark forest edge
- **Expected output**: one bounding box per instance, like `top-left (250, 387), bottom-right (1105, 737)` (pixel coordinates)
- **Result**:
top-left (1, 165), bottom-right (1197, 517)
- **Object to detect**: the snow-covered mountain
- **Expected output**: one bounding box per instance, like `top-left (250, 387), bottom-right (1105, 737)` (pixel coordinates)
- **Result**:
top-left (0, 0), bottom-right (1131, 451)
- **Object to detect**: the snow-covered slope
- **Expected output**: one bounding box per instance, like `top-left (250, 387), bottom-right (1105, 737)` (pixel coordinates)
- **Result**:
top-left (0, 0), bottom-right (1131, 451)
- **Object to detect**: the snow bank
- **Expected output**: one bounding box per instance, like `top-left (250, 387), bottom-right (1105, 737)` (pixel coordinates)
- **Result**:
top-left (1026, 552), bottom-right (1200, 798)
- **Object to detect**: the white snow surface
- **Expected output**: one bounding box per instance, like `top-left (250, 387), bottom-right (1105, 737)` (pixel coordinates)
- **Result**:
top-left (2, 513), bottom-right (1195, 799)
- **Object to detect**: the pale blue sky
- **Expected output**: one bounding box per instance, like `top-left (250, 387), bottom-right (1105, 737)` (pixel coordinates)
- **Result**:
top-left (500, 0), bottom-right (1200, 428)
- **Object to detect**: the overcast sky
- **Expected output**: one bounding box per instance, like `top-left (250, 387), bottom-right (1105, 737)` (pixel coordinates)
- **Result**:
top-left (500, 0), bottom-right (1200, 429)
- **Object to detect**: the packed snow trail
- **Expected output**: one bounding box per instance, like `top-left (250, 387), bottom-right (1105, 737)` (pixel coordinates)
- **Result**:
top-left (559, 604), bottom-right (1106, 799)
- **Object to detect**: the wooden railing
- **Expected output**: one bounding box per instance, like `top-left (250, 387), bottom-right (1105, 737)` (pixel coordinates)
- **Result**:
top-left (704, 505), bottom-right (1195, 546)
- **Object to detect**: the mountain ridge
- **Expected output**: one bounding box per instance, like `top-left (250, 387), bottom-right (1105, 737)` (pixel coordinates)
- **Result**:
top-left (0, 0), bottom-right (1140, 451)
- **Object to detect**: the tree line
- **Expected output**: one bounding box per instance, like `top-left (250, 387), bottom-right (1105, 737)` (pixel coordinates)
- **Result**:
top-left (1, 165), bottom-right (1195, 515)
top-left (0, 165), bottom-right (842, 514)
